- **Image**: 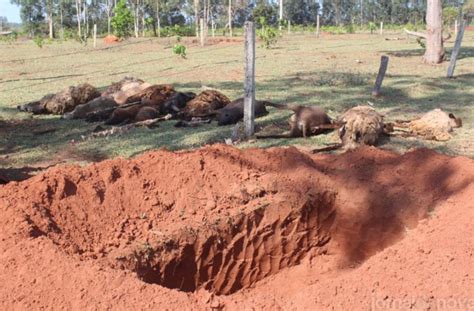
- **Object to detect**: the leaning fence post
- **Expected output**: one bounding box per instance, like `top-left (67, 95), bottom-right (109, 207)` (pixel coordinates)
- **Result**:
top-left (372, 55), bottom-right (389, 97)
top-left (244, 22), bottom-right (256, 138)
top-left (447, 20), bottom-right (466, 78)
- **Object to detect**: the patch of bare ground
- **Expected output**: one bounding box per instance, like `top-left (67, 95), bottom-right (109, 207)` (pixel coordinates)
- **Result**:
top-left (0, 145), bottom-right (472, 309)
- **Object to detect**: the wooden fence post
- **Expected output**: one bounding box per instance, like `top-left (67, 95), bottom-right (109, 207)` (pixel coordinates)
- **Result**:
top-left (244, 22), bottom-right (256, 138)
top-left (447, 20), bottom-right (466, 78)
top-left (316, 15), bottom-right (320, 37)
top-left (288, 20), bottom-right (291, 34)
top-left (454, 20), bottom-right (458, 37)
top-left (372, 55), bottom-right (389, 97)
top-left (380, 21), bottom-right (383, 35)
top-left (93, 24), bottom-right (97, 48)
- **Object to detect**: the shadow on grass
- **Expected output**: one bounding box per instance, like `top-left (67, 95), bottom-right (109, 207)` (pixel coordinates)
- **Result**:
top-left (383, 46), bottom-right (474, 60)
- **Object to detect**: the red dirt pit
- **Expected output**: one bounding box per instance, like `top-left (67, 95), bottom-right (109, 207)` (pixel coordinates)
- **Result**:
top-left (0, 145), bottom-right (473, 310)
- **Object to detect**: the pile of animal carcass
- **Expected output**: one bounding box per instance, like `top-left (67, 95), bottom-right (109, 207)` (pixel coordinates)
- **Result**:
top-left (16, 77), bottom-right (270, 128)
top-left (17, 77), bottom-right (463, 151)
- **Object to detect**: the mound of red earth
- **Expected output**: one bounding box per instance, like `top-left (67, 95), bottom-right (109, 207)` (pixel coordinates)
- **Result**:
top-left (103, 34), bottom-right (120, 44)
top-left (0, 145), bottom-right (472, 309)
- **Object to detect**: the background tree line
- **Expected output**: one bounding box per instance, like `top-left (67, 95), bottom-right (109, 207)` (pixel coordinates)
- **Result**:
top-left (9, 0), bottom-right (474, 38)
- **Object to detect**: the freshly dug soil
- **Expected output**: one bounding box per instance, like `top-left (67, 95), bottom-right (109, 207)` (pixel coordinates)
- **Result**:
top-left (0, 145), bottom-right (472, 310)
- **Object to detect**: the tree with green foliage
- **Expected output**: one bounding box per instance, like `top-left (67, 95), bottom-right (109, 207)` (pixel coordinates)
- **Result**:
top-left (443, 7), bottom-right (458, 27)
top-left (253, 0), bottom-right (278, 27)
top-left (284, 0), bottom-right (319, 25)
top-left (9, 0), bottom-right (469, 40)
top-left (257, 16), bottom-right (279, 49)
top-left (11, 0), bottom-right (45, 37)
top-left (465, 0), bottom-right (474, 15)
top-left (111, 0), bottom-right (134, 38)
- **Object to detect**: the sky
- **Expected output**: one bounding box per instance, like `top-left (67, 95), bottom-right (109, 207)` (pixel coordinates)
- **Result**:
top-left (0, 0), bottom-right (21, 24)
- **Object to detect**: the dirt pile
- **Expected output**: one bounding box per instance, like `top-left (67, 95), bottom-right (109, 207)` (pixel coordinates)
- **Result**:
top-left (0, 145), bottom-right (472, 309)
top-left (103, 35), bottom-right (120, 44)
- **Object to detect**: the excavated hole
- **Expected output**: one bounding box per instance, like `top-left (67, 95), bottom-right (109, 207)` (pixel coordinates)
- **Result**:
top-left (22, 172), bottom-right (337, 296)
top-left (121, 192), bottom-right (336, 295)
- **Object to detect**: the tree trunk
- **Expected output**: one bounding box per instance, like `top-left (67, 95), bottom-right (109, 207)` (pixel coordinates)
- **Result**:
top-left (228, 0), bottom-right (232, 37)
top-left (48, 16), bottom-right (53, 39)
top-left (133, 0), bottom-right (139, 38)
top-left (60, 1), bottom-right (64, 39)
top-left (76, 0), bottom-right (82, 38)
top-left (279, 0), bottom-right (283, 30)
top-left (142, 4), bottom-right (145, 37)
top-left (47, 0), bottom-right (53, 39)
top-left (203, 0), bottom-right (207, 39)
top-left (106, 0), bottom-right (112, 34)
top-left (156, 0), bottom-right (161, 37)
top-left (194, 0), bottom-right (200, 37)
top-left (423, 0), bottom-right (444, 64)
top-left (334, 0), bottom-right (341, 26)
top-left (206, 0), bottom-right (210, 38)
top-left (84, 1), bottom-right (88, 38)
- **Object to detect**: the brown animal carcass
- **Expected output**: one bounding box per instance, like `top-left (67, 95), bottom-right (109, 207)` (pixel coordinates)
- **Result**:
top-left (396, 109), bottom-right (462, 141)
top-left (257, 103), bottom-right (334, 139)
top-left (62, 96), bottom-right (118, 120)
top-left (216, 98), bottom-right (269, 126)
top-left (180, 90), bottom-right (231, 119)
top-left (131, 84), bottom-right (176, 106)
top-left (17, 83), bottom-right (100, 115)
top-left (105, 85), bottom-right (176, 125)
top-left (134, 107), bottom-right (160, 122)
top-left (113, 83), bottom-right (153, 105)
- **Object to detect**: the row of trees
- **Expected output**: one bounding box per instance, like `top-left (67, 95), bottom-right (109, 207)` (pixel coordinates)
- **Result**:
top-left (11, 0), bottom-right (472, 39)
top-left (0, 17), bottom-right (10, 32)
top-left (9, 0), bottom-right (473, 65)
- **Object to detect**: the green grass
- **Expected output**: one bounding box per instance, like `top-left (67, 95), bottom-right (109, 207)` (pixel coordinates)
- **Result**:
top-left (1, 30), bottom-right (473, 171)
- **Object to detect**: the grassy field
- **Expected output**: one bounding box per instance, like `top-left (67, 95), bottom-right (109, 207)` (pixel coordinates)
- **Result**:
top-left (1, 30), bottom-right (473, 173)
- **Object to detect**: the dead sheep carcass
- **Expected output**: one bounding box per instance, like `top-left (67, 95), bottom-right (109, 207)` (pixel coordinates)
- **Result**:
top-left (336, 105), bottom-right (388, 150)
top-left (17, 83), bottom-right (101, 115)
top-left (395, 109), bottom-right (462, 141)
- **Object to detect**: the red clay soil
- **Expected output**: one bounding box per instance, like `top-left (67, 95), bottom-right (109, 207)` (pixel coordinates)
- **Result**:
top-left (0, 145), bottom-right (472, 310)
top-left (103, 35), bottom-right (120, 44)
